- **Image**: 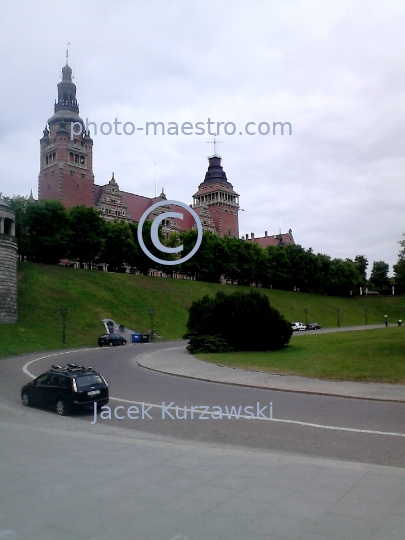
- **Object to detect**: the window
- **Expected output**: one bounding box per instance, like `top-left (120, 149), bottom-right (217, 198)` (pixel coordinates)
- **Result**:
top-left (37, 374), bottom-right (51, 386)
top-left (70, 171), bottom-right (74, 175)
top-left (81, 173), bottom-right (85, 178)
top-left (75, 374), bottom-right (103, 389)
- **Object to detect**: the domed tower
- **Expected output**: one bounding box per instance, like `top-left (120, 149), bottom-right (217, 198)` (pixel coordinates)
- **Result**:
top-left (0, 198), bottom-right (18, 324)
top-left (192, 151), bottom-right (240, 237)
top-left (38, 56), bottom-right (94, 208)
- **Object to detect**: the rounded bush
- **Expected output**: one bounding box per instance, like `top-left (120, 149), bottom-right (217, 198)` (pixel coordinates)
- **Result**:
top-left (185, 290), bottom-right (292, 352)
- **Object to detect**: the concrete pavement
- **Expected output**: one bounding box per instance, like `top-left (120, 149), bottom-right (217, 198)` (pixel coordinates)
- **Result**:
top-left (1, 400), bottom-right (405, 540)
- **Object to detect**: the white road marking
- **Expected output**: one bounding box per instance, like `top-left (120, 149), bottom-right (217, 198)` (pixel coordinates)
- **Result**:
top-left (21, 350), bottom-right (405, 438)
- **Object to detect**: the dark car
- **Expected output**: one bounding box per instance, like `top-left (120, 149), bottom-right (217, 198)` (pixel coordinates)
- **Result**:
top-left (21, 364), bottom-right (109, 416)
top-left (98, 333), bottom-right (127, 347)
top-left (307, 322), bottom-right (322, 330)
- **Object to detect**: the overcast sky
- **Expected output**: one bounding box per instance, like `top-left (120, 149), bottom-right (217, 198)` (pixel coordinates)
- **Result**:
top-left (1, 0), bottom-right (404, 275)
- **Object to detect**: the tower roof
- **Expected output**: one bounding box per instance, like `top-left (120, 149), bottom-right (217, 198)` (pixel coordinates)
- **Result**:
top-left (62, 63), bottom-right (73, 81)
top-left (200, 156), bottom-right (232, 186)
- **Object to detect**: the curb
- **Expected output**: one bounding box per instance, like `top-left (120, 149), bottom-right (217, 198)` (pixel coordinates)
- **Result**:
top-left (137, 349), bottom-right (405, 403)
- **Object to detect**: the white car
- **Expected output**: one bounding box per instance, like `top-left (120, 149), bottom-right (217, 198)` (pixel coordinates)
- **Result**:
top-left (291, 321), bottom-right (307, 331)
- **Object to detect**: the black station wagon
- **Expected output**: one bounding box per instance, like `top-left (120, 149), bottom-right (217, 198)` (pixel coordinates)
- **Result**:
top-left (21, 364), bottom-right (109, 416)
top-left (98, 333), bottom-right (127, 347)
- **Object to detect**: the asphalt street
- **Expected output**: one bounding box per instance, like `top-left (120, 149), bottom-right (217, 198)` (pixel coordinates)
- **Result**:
top-left (2, 340), bottom-right (405, 468)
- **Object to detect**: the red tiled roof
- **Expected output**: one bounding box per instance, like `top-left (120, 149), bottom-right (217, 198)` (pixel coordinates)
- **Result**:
top-left (246, 232), bottom-right (295, 247)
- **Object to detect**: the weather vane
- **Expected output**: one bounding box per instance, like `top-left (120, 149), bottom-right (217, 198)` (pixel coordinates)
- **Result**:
top-left (207, 134), bottom-right (222, 157)
top-left (66, 42), bottom-right (70, 64)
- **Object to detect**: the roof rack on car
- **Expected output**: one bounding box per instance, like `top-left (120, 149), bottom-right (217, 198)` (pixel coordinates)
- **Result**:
top-left (49, 364), bottom-right (95, 373)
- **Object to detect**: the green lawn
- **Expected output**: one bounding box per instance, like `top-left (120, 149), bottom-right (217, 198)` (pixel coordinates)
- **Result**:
top-left (196, 327), bottom-right (405, 383)
top-left (1, 262), bottom-right (405, 372)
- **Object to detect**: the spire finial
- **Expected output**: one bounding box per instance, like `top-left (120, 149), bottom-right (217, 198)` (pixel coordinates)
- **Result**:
top-left (207, 133), bottom-right (223, 157)
top-left (66, 42), bottom-right (70, 65)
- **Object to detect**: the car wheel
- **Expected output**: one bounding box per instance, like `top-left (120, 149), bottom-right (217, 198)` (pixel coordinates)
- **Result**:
top-left (122, 340), bottom-right (126, 346)
top-left (22, 393), bottom-right (30, 407)
top-left (109, 341), bottom-right (113, 346)
top-left (56, 399), bottom-right (69, 416)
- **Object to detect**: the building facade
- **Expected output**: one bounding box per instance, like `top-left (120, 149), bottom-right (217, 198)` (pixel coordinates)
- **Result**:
top-left (38, 60), bottom-right (294, 245)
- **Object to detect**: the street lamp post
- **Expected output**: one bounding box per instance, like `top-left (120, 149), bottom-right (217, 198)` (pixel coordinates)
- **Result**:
top-left (304, 308), bottom-right (308, 327)
top-left (148, 308), bottom-right (156, 342)
top-left (384, 314), bottom-right (388, 327)
top-left (363, 307), bottom-right (368, 325)
top-left (336, 308), bottom-right (340, 327)
top-left (59, 307), bottom-right (68, 345)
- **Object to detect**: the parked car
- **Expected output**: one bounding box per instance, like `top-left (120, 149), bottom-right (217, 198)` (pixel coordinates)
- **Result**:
top-left (21, 364), bottom-right (109, 416)
top-left (291, 322), bottom-right (307, 331)
top-left (307, 322), bottom-right (322, 330)
top-left (98, 333), bottom-right (127, 347)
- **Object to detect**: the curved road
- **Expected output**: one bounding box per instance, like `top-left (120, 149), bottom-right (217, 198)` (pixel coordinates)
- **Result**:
top-left (1, 340), bottom-right (405, 468)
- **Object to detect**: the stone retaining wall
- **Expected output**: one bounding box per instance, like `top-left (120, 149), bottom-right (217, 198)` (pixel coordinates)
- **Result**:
top-left (0, 235), bottom-right (18, 324)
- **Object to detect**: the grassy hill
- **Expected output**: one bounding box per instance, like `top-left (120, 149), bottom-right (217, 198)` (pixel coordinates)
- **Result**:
top-left (1, 262), bottom-right (405, 360)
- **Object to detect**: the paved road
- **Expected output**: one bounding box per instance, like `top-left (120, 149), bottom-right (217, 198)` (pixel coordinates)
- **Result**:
top-left (2, 341), bottom-right (405, 468)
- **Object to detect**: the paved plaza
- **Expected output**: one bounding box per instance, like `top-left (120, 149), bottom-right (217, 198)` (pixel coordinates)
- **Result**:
top-left (1, 350), bottom-right (405, 540)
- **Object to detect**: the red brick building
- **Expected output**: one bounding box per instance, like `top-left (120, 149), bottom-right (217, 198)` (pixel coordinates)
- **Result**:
top-left (38, 60), bottom-right (294, 245)
top-left (38, 63), bottom-right (94, 208)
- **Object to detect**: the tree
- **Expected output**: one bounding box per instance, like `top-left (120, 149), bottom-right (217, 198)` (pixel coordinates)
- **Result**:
top-left (128, 220), bottom-right (169, 274)
top-left (370, 261), bottom-right (390, 293)
top-left (185, 290), bottom-right (292, 352)
top-left (394, 260), bottom-right (405, 292)
top-left (25, 200), bottom-right (70, 264)
top-left (68, 206), bottom-right (106, 267)
top-left (179, 231), bottom-right (225, 283)
top-left (102, 220), bottom-right (135, 272)
top-left (4, 195), bottom-right (33, 261)
top-left (394, 235), bottom-right (405, 292)
top-left (354, 255), bottom-right (368, 286)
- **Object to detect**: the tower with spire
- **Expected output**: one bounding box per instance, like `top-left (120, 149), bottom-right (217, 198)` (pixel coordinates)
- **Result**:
top-left (192, 147), bottom-right (240, 238)
top-left (38, 55), bottom-right (94, 208)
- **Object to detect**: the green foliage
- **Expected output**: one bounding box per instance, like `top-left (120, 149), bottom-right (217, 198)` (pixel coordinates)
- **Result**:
top-left (370, 261), bottom-right (390, 293)
top-left (394, 235), bottom-right (405, 292)
top-left (186, 335), bottom-right (232, 354)
top-left (26, 200), bottom-right (70, 264)
top-left (394, 259), bottom-right (405, 292)
top-left (354, 255), bottom-right (368, 285)
top-left (185, 290), bottom-right (292, 352)
top-left (4, 195), bottom-right (33, 260)
top-left (103, 220), bottom-right (135, 272)
top-left (1, 194), bottom-right (394, 298)
top-left (1, 262), bottom-right (405, 361)
top-left (179, 231), bottom-right (225, 283)
top-left (68, 206), bottom-right (106, 266)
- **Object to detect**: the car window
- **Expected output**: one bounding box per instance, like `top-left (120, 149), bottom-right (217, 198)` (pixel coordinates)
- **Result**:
top-left (37, 374), bottom-right (51, 385)
top-left (49, 375), bottom-right (60, 386)
top-left (75, 374), bottom-right (104, 389)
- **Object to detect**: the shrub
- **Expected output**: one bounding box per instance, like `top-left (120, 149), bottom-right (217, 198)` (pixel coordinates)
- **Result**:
top-left (186, 335), bottom-right (233, 354)
top-left (185, 290), bottom-right (292, 352)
